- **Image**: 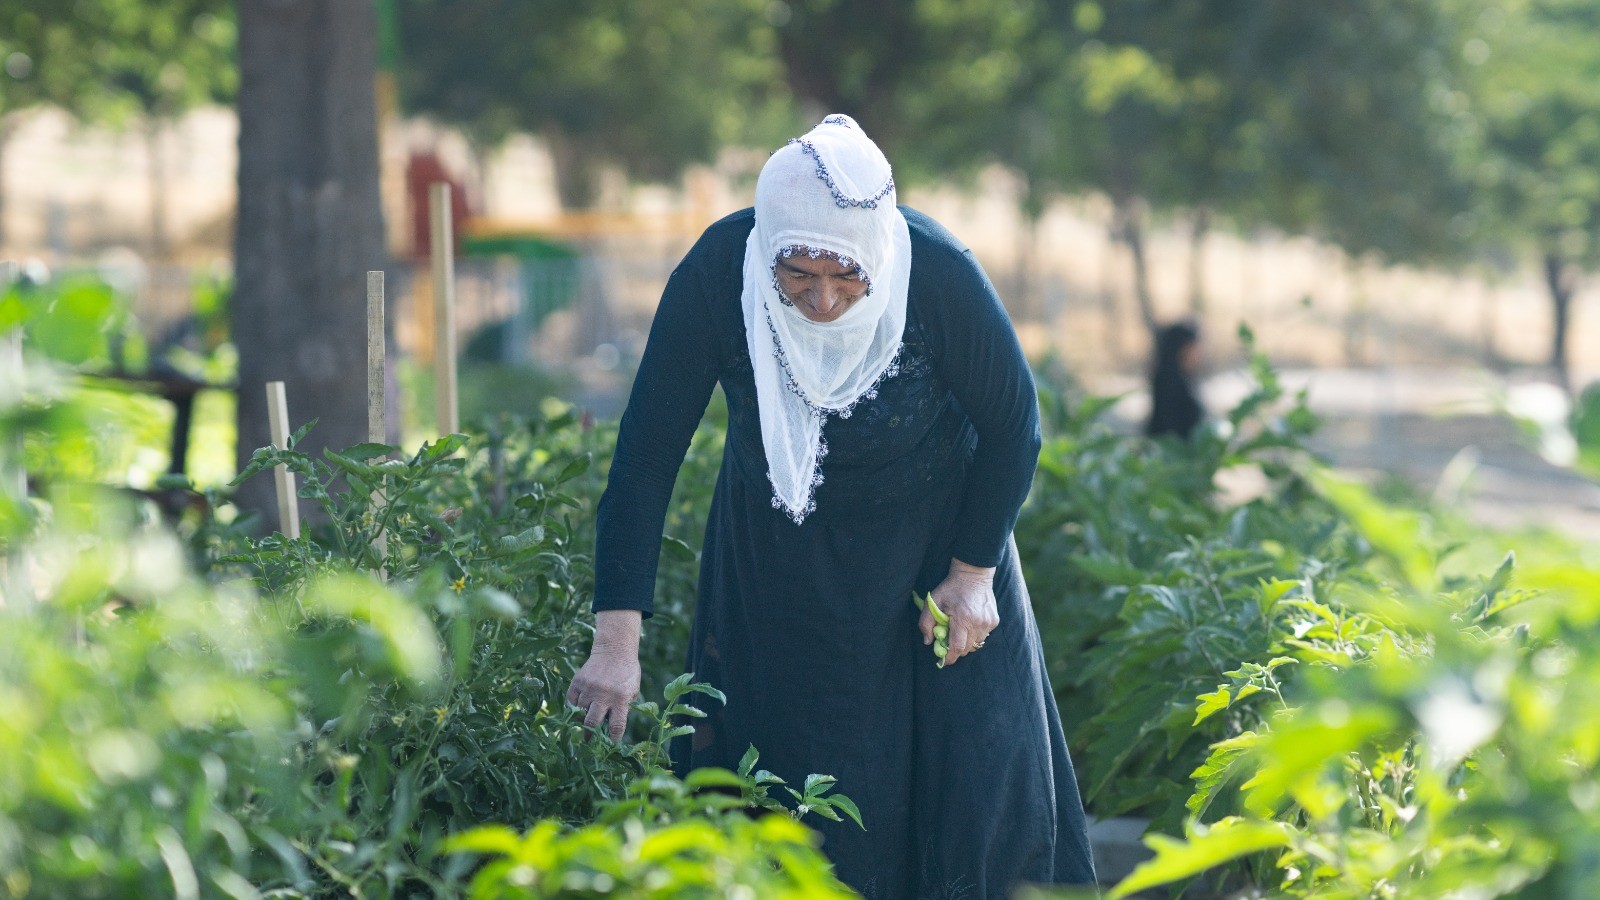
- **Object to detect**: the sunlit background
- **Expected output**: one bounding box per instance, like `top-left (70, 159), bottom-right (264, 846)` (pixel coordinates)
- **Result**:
top-left (4, 0), bottom-right (1599, 537)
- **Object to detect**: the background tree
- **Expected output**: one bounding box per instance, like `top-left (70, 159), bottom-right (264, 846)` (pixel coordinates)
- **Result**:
top-left (1469, 0), bottom-right (1600, 391)
top-left (233, 0), bottom-right (386, 523)
top-left (1009, 0), bottom-right (1474, 332)
top-left (396, 0), bottom-right (793, 209)
top-left (25, 0), bottom-right (235, 257)
top-left (0, 4), bottom-right (55, 249)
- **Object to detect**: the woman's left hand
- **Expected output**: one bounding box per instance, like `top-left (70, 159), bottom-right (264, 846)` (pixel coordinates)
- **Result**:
top-left (921, 559), bottom-right (1000, 667)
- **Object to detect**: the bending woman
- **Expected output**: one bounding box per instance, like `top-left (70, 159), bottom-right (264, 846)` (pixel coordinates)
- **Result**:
top-left (567, 115), bottom-right (1096, 899)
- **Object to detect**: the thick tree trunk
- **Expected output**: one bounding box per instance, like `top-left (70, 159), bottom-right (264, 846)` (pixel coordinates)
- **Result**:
top-left (234, 0), bottom-right (387, 525)
top-left (1544, 251), bottom-right (1577, 392)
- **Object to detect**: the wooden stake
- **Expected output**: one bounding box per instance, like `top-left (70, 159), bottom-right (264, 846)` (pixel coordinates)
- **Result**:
top-left (367, 271), bottom-right (386, 445)
top-left (265, 381), bottom-right (300, 540)
top-left (366, 271), bottom-right (388, 575)
top-left (430, 182), bottom-right (460, 436)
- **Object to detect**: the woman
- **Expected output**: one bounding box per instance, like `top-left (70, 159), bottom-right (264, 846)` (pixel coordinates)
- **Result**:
top-left (567, 116), bottom-right (1096, 899)
top-left (1145, 321), bottom-right (1205, 441)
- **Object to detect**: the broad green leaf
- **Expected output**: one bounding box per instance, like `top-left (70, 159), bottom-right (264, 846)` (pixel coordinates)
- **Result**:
top-left (1194, 688), bottom-right (1231, 725)
top-left (829, 794), bottom-right (865, 830)
top-left (1109, 818), bottom-right (1295, 899)
top-left (1256, 578), bottom-right (1300, 615)
top-left (1187, 732), bottom-right (1261, 819)
top-left (738, 745), bottom-right (759, 777)
top-left (420, 433), bottom-right (469, 463)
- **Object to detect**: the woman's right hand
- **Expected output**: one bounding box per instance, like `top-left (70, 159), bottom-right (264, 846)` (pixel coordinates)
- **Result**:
top-left (566, 610), bottom-right (642, 742)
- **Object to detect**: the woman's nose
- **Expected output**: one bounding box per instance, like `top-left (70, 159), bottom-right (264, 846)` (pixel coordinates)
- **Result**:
top-left (812, 283), bottom-right (849, 315)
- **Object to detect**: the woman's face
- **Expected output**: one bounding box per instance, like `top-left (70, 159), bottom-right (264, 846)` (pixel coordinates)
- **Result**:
top-left (775, 253), bottom-right (870, 323)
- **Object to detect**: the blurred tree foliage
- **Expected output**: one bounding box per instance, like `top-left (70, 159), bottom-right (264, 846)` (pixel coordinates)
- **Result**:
top-left (395, 0), bottom-right (795, 209)
top-left (9, 0), bottom-right (1600, 382)
top-left (0, 4), bottom-right (55, 247)
top-left (1465, 0), bottom-right (1600, 389)
top-left (8, 0), bottom-right (234, 255)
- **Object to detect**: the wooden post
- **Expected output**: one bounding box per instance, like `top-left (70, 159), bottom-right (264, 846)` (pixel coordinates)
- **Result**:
top-left (367, 271), bottom-right (386, 445)
top-left (367, 271), bottom-right (388, 575)
top-left (265, 381), bottom-right (300, 540)
top-left (430, 182), bottom-right (460, 436)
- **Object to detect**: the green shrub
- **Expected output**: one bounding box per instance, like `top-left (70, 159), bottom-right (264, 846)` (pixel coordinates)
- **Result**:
top-left (2, 323), bottom-right (848, 898)
top-left (1105, 477), bottom-right (1600, 898)
top-left (1020, 329), bottom-right (1351, 827)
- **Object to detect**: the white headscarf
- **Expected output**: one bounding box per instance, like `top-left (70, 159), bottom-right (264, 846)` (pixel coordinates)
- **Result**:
top-left (742, 115), bottom-right (912, 523)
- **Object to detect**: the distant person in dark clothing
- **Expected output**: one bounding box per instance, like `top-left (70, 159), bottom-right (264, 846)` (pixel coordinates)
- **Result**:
top-left (1146, 321), bottom-right (1205, 440)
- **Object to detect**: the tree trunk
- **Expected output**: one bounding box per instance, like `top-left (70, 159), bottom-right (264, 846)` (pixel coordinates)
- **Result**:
top-left (1544, 251), bottom-right (1577, 393)
top-left (1112, 195), bottom-right (1158, 332)
top-left (234, 0), bottom-right (387, 525)
top-left (545, 129), bottom-right (602, 211)
top-left (1187, 207), bottom-right (1209, 314)
top-left (1013, 211), bottom-right (1040, 323)
top-left (1099, 225), bottom-right (1123, 366)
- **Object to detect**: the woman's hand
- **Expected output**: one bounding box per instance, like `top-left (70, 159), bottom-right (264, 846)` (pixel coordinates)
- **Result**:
top-left (921, 559), bottom-right (1000, 667)
top-left (566, 610), bottom-right (642, 741)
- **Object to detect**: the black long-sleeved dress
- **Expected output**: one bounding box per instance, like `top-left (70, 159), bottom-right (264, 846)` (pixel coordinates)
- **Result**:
top-left (594, 207), bottom-right (1096, 899)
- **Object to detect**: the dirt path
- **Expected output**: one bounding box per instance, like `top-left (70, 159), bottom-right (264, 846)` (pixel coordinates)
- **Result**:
top-left (1226, 367), bottom-right (1600, 541)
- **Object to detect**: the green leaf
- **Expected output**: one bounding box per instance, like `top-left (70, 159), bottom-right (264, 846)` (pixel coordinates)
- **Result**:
top-left (829, 794), bottom-right (865, 830)
top-left (288, 419), bottom-right (318, 448)
top-left (1072, 554), bottom-right (1149, 586)
top-left (1187, 733), bottom-right (1261, 820)
top-left (441, 825), bottom-right (529, 857)
top-left (344, 442), bottom-right (398, 461)
top-left (323, 449), bottom-right (376, 480)
top-left (554, 452), bottom-right (592, 485)
top-left (684, 768), bottom-right (745, 792)
top-left (154, 473), bottom-right (193, 491)
top-left (809, 804), bottom-right (843, 822)
top-left (1109, 818), bottom-right (1295, 899)
top-left (802, 774), bottom-right (837, 795)
top-left (1483, 551), bottom-right (1515, 600)
top-left (738, 746), bottom-right (759, 777)
top-left (1193, 688), bottom-right (1231, 725)
top-left (1256, 578), bottom-right (1299, 615)
top-left (420, 433), bottom-right (469, 464)
top-left (661, 535), bottom-right (697, 561)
